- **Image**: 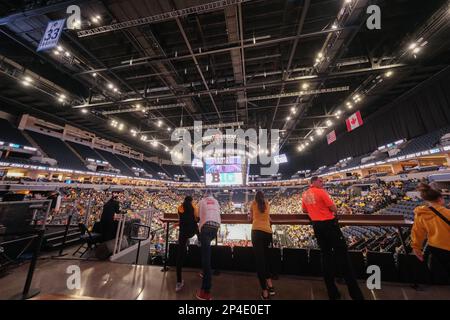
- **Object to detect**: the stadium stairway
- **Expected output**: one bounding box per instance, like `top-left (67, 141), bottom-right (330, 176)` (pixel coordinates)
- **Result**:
top-left (41, 225), bottom-right (82, 251)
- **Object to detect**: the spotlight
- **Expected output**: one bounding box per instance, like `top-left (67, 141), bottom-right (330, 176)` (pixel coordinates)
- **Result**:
top-left (151, 140), bottom-right (158, 147)
top-left (92, 72), bottom-right (97, 77)
top-left (157, 120), bottom-right (163, 127)
top-left (385, 70), bottom-right (393, 78)
top-left (346, 102), bottom-right (353, 109)
top-left (309, 136), bottom-right (314, 142)
top-left (326, 120), bottom-right (333, 127)
top-left (408, 42), bottom-right (417, 50)
top-left (81, 109), bottom-right (88, 114)
top-left (22, 76), bottom-right (33, 86)
top-left (167, 127), bottom-right (172, 132)
top-left (316, 128), bottom-right (324, 136)
top-left (291, 107), bottom-right (297, 114)
top-left (57, 94), bottom-right (66, 103)
top-left (286, 116), bottom-right (291, 121)
top-left (107, 83), bottom-right (114, 89)
top-left (331, 23), bottom-right (338, 30)
top-left (302, 83), bottom-right (309, 90)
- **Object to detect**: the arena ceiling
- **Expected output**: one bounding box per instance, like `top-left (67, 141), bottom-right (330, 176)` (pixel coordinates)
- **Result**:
top-left (0, 0), bottom-right (449, 159)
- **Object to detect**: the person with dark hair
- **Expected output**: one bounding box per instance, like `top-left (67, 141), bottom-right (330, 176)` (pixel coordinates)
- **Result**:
top-left (175, 195), bottom-right (199, 292)
top-left (99, 193), bottom-right (121, 242)
top-left (248, 190), bottom-right (274, 300)
top-left (301, 176), bottom-right (364, 300)
top-left (412, 183), bottom-right (450, 279)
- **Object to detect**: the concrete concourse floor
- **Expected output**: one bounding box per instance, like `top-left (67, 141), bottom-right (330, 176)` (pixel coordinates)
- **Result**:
top-left (0, 258), bottom-right (449, 300)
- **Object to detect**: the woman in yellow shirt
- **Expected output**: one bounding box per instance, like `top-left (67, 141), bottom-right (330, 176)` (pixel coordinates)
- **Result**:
top-left (248, 191), bottom-right (274, 300)
top-left (411, 183), bottom-right (450, 279)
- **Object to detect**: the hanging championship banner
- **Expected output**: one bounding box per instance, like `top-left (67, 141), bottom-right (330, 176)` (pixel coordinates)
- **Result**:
top-left (37, 19), bottom-right (66, 52)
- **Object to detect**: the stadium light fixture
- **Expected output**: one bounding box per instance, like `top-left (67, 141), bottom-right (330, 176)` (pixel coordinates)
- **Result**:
top-left (302, 83), bottom-right (310, 90)
top-left (151, 140), bottom-right (158, 147)
top-left (118, 123), bottom-right (124, 131)
top-left (385, 70), bottom-right (393, 78)
top-left (157, 120), bottom-right (163, 127)
top-left (167, 127), bottom-right (172, 132)
top-left (81, 108), bottom-right (88, 114)
top-left (326, 120), bottom-right (333, 127)
top-left (309, 136), bottom-right (314, 142)
top-left (316, 128), bottom-right (324, 136)
top-left (286, 116), bottom-right (291, 121)
top-left (57, 94), bottom-right (66, 103)
top-left (92, 72), bottom-right (97, 77)
top-left (346, 102), bottom-right (353, 109)
top-left (22, 76), bottom-right (33, 86)
top-left (291, 107), bottom-right (297, 114)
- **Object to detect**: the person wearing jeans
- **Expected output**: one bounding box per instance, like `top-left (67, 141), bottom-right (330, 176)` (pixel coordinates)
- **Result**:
top-left (196, 192), bottom-right (221, 300)
top-left (199, 223), bottom-right (219, 295)
top-left (302, 176), bottom-right (364, 300)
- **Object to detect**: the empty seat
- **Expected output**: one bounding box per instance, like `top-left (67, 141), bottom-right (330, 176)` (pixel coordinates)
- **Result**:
top-left (0, 118), bottom-right (30, 146)
top-left (27, 131), bottom-right (86, 171)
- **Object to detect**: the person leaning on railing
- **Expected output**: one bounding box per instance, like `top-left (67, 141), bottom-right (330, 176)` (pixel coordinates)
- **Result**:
top-left (411, 183), bottom-right (450, 279)
top-left (175, 196), bottom-right (199, 293)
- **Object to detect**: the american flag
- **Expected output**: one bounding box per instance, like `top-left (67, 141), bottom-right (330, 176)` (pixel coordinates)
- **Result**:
top-left (327, 130), bottom-right (336, 145)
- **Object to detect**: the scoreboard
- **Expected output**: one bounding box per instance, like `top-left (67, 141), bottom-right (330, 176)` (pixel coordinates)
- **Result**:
top-left (204, 156), bottom-right (244, 186)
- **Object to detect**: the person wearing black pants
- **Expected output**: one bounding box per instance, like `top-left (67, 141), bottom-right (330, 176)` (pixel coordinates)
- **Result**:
top-left (312, 219), bottom-right (363, 300)
top-left (175, 196), bottom-right (198, 292)
top-left (302, 176), bottom-right (364, 300)
top-left (249, 191), bottom-right (274, 300)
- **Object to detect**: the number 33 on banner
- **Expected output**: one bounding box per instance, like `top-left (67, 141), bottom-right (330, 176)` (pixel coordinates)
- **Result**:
top-left (37, 19), bottom-right (66, 52)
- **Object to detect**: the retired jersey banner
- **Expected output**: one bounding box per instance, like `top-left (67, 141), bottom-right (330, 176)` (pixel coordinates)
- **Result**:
top-left (346, 111), bottom-right (363, 132)
top-left (327, 130), bottom-right (336, 145)
top-left (37, 19), bottom-right (66, 52)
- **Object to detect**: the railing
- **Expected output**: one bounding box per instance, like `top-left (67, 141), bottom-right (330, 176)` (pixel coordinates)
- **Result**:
top-left (0, 200), bottom-right (51, 299)
top-left (159, 213), bottom-right (413, 271)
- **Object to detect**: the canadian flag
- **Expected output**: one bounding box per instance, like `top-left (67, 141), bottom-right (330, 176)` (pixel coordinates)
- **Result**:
top-left (346, 111), bottom-right (363, 132)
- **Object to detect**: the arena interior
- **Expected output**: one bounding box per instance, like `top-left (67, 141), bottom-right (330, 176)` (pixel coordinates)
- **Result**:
top-left (0, 0), bottom-right (449, 303)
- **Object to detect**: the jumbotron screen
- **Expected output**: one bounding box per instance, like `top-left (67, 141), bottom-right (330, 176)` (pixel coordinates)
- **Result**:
top-left (204, 156), bottom-right (243, 186)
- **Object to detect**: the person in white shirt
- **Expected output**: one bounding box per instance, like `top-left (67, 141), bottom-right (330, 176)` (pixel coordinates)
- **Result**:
top-left (195, 191), bottom-right (221, 300)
